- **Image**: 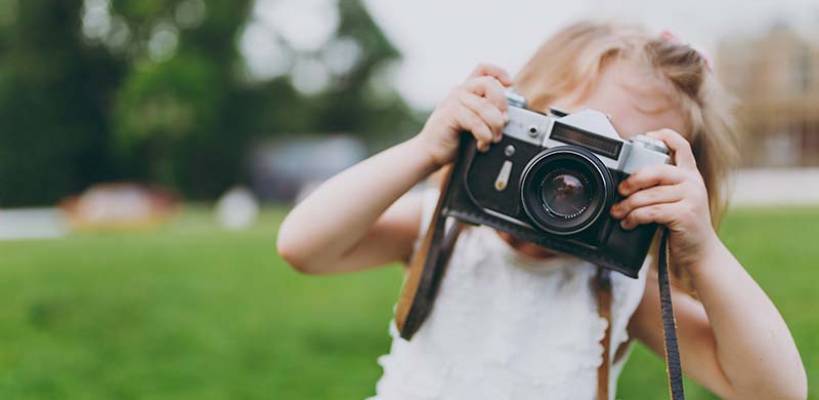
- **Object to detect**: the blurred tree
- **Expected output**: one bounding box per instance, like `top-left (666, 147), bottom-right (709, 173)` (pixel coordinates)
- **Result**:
top-left (108, 0), bottom-right (253, 197)
top-left (0, 0), bottom-right (419, 205)
top-left (0, 0), bottom-right (125, 206)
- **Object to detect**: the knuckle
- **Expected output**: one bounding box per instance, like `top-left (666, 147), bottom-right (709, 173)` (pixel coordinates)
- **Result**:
top-left (475, 96), bottom-right (492, 111)
top-left (468, 115), bottom-right (483, 130)
top-left (469, 118), bottom-right (486, 132)
top-left (492, 87), bottom-right (507, 103)
top-left (624, 191), bottom-right (640, 205)
top-left (488, 104), bottom-right (504, 120)
top-left (631, 210), bottom-right (643, 222)
top-left (620, 179), bottom-right (632, 192)
top-left (635, 172), bottom-right (653, 185)
top-left (485, 82), bottom-right (503, 96)
top-left (478, 76), bottom-right (495, 88)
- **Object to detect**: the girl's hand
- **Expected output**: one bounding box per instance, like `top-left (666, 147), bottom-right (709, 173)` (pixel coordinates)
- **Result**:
top-left (609, 129), bottom-right (720, 271)
top-left (416, 63), bottom-right (513, 167)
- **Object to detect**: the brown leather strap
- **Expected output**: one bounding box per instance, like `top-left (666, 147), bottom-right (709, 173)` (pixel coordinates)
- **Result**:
top-left (395, 166), bottom-right (462, 338)
top-left (594, 268), bottom-right (613, 400)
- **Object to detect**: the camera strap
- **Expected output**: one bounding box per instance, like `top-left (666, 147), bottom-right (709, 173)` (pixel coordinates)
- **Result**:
top-left (594, 228), bottom-right (684, 400)
top-left (396, 166), bottom-right (463, 338)
top-left (657, 227), bottom-right (685, 399)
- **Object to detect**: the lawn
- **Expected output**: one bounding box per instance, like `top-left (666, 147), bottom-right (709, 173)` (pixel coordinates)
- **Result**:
top-left (0, 205), bottom-right (816, 399)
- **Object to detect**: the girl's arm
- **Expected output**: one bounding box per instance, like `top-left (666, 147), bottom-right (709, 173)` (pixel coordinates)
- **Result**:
top-left (617, 129), bottom-right (807, 400)
top-left (277, 64), bottom-right (512, 274)
top-left (276, 139), bottom-right (432, 274)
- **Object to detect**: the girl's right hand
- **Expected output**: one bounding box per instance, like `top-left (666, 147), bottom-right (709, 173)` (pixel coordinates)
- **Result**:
top-left (416, 64), bottom-right (513, 167)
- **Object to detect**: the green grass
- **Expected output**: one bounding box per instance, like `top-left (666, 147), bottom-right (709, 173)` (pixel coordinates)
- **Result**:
top-left (0, 206), bottom-right (816, 399)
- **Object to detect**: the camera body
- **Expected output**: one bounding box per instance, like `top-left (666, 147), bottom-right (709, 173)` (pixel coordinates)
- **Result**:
top-left (440, 91), bottom-right (671, 277)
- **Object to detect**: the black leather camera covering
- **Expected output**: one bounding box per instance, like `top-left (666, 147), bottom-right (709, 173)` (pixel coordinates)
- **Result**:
top-left (443, 133), bottom-right (657, 278)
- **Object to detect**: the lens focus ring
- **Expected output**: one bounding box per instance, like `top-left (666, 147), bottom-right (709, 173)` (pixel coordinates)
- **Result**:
top-left (519, 146), bottom-right (613, 235)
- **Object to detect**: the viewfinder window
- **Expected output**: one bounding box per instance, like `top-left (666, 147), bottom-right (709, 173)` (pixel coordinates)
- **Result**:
top-left (550, 122), bottom-right (622, 159)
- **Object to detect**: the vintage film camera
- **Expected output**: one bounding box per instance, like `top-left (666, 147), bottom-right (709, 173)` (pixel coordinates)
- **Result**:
top-left (397, 90), bottom-right (672, 337)
top-left (396, 91), bottom-right (683, 397)
top-left (444, 90), bottom-right (671, 277)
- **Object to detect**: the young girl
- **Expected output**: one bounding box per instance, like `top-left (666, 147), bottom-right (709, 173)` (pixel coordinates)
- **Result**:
top-left (276, 21), bottom-right (807, 400)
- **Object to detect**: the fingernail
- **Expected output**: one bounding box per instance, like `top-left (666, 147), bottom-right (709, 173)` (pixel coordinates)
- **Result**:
top-left (493, 133), bottom-right (502, 143)
top-left (502, 112), bottom-right (509, 121)
top-left (620, 220), bottom-right (631, 230)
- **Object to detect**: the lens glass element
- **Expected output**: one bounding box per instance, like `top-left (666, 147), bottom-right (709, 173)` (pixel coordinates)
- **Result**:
top-left (541, 171), bottom-right (591, 218)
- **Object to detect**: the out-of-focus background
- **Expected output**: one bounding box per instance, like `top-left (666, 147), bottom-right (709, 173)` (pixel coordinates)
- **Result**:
top-left (0, 0), bottom-right (817, 398)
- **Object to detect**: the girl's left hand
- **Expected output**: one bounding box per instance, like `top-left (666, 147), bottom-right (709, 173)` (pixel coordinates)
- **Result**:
top-left (609, 129), bottom-right (720, 271)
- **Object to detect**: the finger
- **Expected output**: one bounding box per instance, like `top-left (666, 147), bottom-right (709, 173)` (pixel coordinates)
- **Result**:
top-left (459, 93), bottom-right (505, 141)
top-left (619, 164), bottom-right (687, 196)
top-left (468, 63), bottom-right (513, 86)
top-left (610, 184), bottom-right (684, 219)
top-left (455, 107), bottom-right (494, 151)
top-left (464, 76), bottom-right (508, 113)
top-left (620, 202), bottom-right (680, 230)
top-left (645, 129), bottom-right (697, 170)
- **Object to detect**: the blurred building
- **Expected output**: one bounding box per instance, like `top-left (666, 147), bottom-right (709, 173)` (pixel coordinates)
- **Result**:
top-left (249, 135), bottom-right (367, 202)
top-left (717, 25), bottom-right (819, 167)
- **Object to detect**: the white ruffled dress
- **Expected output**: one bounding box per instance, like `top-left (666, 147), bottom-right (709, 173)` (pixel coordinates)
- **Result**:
top-left (370, 188), bottom-right (649, 400)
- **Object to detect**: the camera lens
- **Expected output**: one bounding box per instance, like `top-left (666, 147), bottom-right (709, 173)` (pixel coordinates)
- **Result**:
top-left (541, 171), bottom-right (592, 219)
top-left (520, 146), bottom-right (613, 235)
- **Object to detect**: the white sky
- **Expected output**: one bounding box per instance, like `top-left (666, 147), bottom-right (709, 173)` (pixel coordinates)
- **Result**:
top-left (363, 0), bottom-right (819, 108)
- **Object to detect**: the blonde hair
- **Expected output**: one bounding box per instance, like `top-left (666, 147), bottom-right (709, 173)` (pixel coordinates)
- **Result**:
top-left (515, 20), bottom-right (739, 227)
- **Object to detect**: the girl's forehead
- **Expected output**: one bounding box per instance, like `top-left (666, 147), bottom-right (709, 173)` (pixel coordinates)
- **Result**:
top-left (552, 60), bottom-right (688, 139)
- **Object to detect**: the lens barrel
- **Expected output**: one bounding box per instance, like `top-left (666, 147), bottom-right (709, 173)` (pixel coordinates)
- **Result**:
top-left (520, 146), bottom-right (613, 235)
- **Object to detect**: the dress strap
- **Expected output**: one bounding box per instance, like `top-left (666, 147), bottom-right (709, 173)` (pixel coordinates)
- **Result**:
top-left (594, 268), bottom-right (613, 400)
